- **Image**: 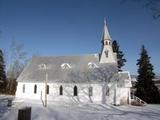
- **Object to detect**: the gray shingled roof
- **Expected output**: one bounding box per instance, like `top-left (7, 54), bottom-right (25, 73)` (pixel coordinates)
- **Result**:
top-left (17, 54), bottom-right (118, 83)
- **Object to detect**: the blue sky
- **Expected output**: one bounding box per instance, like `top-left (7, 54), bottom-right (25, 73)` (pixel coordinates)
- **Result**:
top-left (0, 0), bottom-right (160, 75)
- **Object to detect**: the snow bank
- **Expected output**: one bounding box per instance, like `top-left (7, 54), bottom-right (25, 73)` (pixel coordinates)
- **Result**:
top-left (1, 96), bottom-right (160, 120)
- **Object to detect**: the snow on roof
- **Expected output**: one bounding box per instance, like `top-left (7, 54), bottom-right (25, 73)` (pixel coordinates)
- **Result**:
top-left (118, 71), bottom-right (132, 87)
top-left (17, 54), bottom-right (118, 83)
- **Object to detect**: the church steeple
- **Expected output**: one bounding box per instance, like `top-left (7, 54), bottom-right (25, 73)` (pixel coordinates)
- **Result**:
top-left (100, 19), bottom-right (117, 64)
top-left (102, 19), bottom-right (111, 41)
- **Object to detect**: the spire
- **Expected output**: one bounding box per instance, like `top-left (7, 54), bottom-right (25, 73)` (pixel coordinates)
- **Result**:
top-left (102, 19), bottom-right (111, 41)
top-left (100, 19), bottom-right (117, 64)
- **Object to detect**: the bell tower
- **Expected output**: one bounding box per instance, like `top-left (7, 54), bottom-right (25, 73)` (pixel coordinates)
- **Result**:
top-left (100, 20), bottom-right (117, 64)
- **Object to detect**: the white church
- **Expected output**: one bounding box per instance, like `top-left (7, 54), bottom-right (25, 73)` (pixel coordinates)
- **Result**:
top-left (15, 21), bottom-right (132, 105)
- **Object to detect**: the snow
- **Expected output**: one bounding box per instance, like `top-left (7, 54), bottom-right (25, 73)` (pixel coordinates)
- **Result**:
top-left (0, 95), bottom-right (14, 118)
top-left (0, 95), bottom-right (160, 120)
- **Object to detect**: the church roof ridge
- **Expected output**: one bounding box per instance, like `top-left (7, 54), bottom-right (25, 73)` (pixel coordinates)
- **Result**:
top-left (32, 53), bottom-right (99, 58)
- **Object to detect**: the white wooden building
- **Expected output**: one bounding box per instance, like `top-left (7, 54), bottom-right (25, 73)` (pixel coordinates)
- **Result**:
top-left (15, 21), bottom-right (132, 105)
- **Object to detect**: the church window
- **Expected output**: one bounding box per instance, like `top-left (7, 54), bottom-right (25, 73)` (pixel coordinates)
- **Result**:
top-left (74, 86), bottom-right (78, 96)
top-left (105, 41), bottom-right (108, 45)
top-left (106, 88), bottom-right (109, 96)
top-left (105, 50), bottom-right (108, 57)
top-left (23, 84), bottom-right (25, 93)
top-left (38, 64), bottom-right (47, 70)
top-left (60, 85), bottom-right (63, 95)
top-left (88, 62), bottom-right (98, 69)
top-left (89, 87), bottom-right (93, 96)
top-left (47, 85), bottom-right (49, 94)
top-left (61, 63), bottom-right (71, 69)
top-left (34, 85), bottom-right (37, 94)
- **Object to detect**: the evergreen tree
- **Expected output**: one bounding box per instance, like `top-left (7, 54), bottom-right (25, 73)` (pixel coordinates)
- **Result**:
top-left (112, 40), bottom-right (126, 71)
top-left (135, 45), bottom-right (160, 103)
top-left (0, 49), bottom-right (6, 93)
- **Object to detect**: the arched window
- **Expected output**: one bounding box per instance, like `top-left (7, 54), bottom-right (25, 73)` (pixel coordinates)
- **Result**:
top-left (106, 88), bottom-right (109, 96)
top-left (34, 85), bottom-right (37, 94)
top-left (105, 41), bottom-right (108, 45)
top-left (60, 85), bottom-right (63, 95)
top-left (22, 84), bottom-right (25, 93)
top-left (47, 85), bottom-right (49, 94)
top-left (89, 87), bottom-right (93, 96)
top-left (74, 86), bottom-right (78, 96)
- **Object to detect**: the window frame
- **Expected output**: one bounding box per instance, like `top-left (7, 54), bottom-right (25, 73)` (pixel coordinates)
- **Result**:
top-left (34, 85), bottom-right (37, 94)
top-left (89, 87), bottom-right (93, 96)
top-left (106, 88), bottom-right (109, 96)
top-left (60, 85), bottom-right (63, 95)
top-left (73, 86), bottom-right (78, 96)
top-left (22, 84), bottom-right (25, 93)
top-left (47, 85), bottom-right (49, 94)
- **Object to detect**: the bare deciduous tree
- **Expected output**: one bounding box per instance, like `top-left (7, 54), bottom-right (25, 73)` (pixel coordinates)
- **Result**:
top-left (6, 40), bottom-right (28, 94)
top-left (7, 40), bottom-right (27, 79)
top-left (66, 65), bottom-right (119, 104)
top-left (122, 0), bottom-right (160, 19)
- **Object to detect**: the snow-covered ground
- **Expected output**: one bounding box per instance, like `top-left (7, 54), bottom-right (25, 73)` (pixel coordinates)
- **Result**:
top-left (0, 95), bottom-right (14, 118)
top-left (0, 95), bottom-right (160, 120)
